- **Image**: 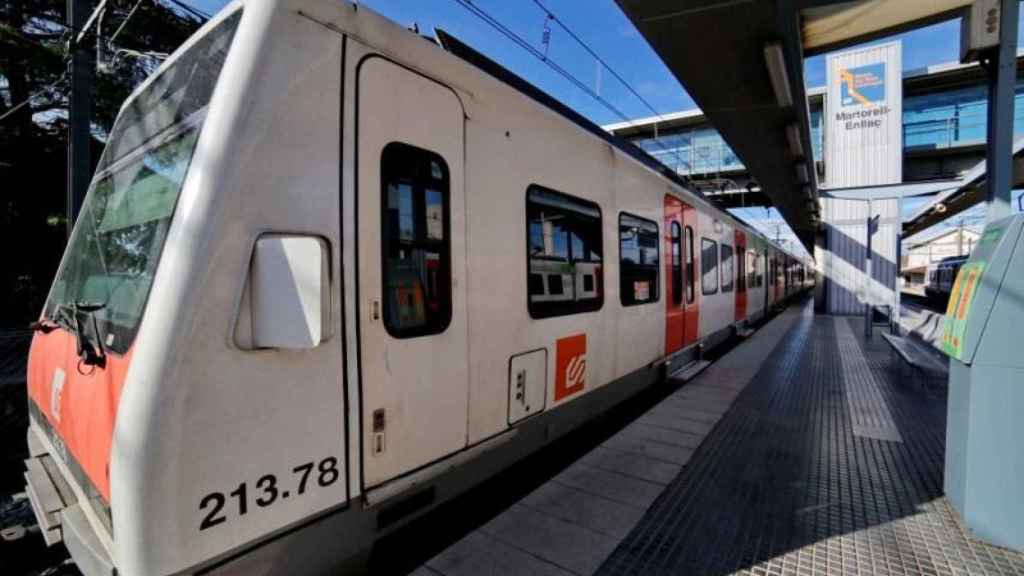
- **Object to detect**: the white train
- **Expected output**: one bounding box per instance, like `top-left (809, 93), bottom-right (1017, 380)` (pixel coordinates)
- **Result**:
top-left (23, 1), bottom-right (813, 574)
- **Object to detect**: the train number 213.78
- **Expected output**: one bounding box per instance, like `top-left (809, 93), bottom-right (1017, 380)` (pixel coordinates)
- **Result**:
top-left (198, 457), bottom-right (340, 531)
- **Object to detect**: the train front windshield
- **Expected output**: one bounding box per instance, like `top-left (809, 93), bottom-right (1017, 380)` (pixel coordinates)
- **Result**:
top-left (42, 11), bottom-right (241, 355)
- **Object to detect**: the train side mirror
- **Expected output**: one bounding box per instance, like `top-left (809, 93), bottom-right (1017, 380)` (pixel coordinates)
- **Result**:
top-left (247, 235), bottom-right (330, 349)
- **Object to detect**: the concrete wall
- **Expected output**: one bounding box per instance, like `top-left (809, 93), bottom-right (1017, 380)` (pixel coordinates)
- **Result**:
top-left (820, 196), bottom-right (899, 315)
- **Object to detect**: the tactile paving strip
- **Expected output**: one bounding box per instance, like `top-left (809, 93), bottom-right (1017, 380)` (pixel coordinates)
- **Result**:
top-left (596, 307), bottom-right (1024, 576)
top-left (835, 318), bottom-right (903, 443)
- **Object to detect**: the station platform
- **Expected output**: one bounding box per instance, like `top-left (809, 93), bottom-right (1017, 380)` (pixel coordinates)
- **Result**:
top-left (406, 300), bottom-right (1024, 576)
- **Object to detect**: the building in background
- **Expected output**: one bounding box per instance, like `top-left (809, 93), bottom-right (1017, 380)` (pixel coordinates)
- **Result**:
top-left (603, 53), bottom-right (1024, 206)
top-left (901, 226), bottom-right (981, 290)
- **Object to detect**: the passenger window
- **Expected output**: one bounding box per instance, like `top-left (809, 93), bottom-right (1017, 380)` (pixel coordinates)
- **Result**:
top-left (721, 244), bottom-right (734, 292)
top-left (701, 238), bottom-right (718, 295)
top-left (685, 226), bottom-right (695, 303)
top-left (527, 185), bottom-right (603, 318)
top-left (381, 142), bottom-right (451, 338)
top-left (671, 222), bottom-right (682, 305)
top-left (747, 250), bottom-right (757, 288)
top-left (619, 213), bottom-right (659, 306)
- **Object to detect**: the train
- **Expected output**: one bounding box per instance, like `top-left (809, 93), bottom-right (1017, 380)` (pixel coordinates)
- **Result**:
top-left (924, 255), bottom-right (969, 303)
top-left (22, 1), bottom-right (813, 574)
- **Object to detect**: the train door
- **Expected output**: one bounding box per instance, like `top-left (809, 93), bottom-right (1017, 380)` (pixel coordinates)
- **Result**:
top-left (664, 194), bottom-right (699, 353)
top-left (734, 230), bottom-right (747, 322)
top-left (357, 55), bottom-right (469, 488)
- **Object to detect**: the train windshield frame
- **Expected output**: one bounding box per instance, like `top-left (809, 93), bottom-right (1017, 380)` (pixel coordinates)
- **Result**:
top-left (42, 10), bottom-right (242, 355)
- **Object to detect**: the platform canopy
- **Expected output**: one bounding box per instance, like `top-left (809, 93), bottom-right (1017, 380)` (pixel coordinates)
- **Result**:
top-left (903, 136), bottom-right (1024, 236)
top-left (615, 0), bottom-right (976, 251)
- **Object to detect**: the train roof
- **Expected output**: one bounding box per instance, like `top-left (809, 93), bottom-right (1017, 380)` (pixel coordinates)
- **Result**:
top-left (433, 30), bottom-right (808, 264)
top-left (433, 30), bottom-right (698, 199)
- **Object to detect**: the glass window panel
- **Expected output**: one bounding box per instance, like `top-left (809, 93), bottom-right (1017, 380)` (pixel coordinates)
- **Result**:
top-left (701, 238), bottom-right (718, 295)
top-left (685, 226), bottom-right (695, 303)
top-left (671, 222), bottom-right (683, 305)
top-left (527, 186), bottom-right (603, 318)
top-left (381, 142), bottom-right (451, 338)
top-left (44, 13), bottom-right (242, 354)
top-left (619, 213), bottom-right (660, 306)
top-left (721, 244), bottom-right (734, 292)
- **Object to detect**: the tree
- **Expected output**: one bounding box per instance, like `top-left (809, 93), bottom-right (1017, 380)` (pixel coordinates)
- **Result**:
top-left (0, 0), bottom-right (203, 329)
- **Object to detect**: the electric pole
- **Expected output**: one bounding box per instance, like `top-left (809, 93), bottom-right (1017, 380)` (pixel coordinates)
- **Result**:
top-left (67, 0), bottom-right (94, 238)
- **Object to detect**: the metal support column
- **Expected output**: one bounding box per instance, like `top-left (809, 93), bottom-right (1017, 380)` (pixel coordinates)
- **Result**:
top-left (864, 209), bottom-right (878, 338)
top-left (67, 0), bottom-right (93, 238)
top-left (984, 0), bottom-right (1019, 222)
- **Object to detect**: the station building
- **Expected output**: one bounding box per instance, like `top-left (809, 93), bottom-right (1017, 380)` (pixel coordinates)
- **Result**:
top-left (603, 53), bottom-right (1024, 206)
top-left (900, 226), bottom-right (980, 289)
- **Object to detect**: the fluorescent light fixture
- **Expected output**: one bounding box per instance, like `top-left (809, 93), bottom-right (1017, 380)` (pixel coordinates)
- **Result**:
top-left (786, 123), bottom-right (804, 158)
top-left (764, 42), bottom-right (793, 108)
top-left (795, 163), bottom-right (809, 184)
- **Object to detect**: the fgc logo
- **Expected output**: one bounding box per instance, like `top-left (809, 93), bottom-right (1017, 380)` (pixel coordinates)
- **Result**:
top-left (555, 333), bottom-right (587, 401)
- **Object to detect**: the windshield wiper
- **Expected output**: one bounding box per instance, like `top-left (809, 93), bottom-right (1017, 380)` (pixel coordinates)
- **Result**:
top-left (29, 319), bottom-right (60, 334)
top-left (75, 300), bottom-right (108, 369)
top-left (53, 301), bottom-right (108, 369)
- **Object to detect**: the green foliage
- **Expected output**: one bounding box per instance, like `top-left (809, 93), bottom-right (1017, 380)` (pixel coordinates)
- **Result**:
top-left (0, 0), bottom-right (202, 329)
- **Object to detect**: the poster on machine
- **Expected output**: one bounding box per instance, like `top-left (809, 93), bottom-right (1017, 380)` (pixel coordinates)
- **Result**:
top-left (825, 41), bottom-right (902, 188)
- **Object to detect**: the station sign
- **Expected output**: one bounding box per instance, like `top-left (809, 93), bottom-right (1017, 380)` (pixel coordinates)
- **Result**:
top-left (825, 41), bottom-right (902, 188)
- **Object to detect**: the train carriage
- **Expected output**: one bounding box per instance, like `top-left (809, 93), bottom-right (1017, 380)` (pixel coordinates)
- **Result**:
top-left (924, 255), bottom-right (968, 303)
top-left (22, 2), bottom-right (813, 574)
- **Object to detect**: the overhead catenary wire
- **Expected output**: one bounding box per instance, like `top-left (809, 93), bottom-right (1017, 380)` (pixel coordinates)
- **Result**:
top-left (0, 68), bottom-right (70, 124)
top-left (108, 0), bottom-right (149, 49)
top-left (530, 0), bottom-right (669, 127)
top-left (450, 0), bottom-right (634, 120)
top-left (530, 0), bottom-right (694, 174)
top-left (3, 0), bottom-right (205, 127)
top-left (449, 0), bottom-right (691, 176)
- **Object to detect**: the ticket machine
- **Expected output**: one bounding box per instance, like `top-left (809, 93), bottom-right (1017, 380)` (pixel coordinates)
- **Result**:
top-left (942, 213), bottom-right (1024, 552)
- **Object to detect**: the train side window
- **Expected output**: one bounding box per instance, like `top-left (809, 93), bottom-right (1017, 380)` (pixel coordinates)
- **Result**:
top-left (381, 142), bottom-right (452, 338)
top-left (747, 250), bottom-right (756, 289)
top-left (685, 226), bottom-right (695, 303)
top-left (721, 244), bottom-right (734, 292)
top-left (737, 246), bottom-right (746, 292)
top-left (701, 238), bottom-right (718, 295)
top-left (527, 185), bottom-right (603, 318)
top-left (619, 213), bottom-right (659, 306)
top-left (671, 222), bottom-right (683, 305)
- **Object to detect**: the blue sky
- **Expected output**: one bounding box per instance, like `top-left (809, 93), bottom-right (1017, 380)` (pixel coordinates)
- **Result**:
top-left (188, 1), bottom-right (1023, 253)
top-left (187, 0), bottom-right (1022, 126)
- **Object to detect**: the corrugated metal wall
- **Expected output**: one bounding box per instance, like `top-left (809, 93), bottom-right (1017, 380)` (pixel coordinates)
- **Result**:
top-left (822, 197), bottom-right (899, 315)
